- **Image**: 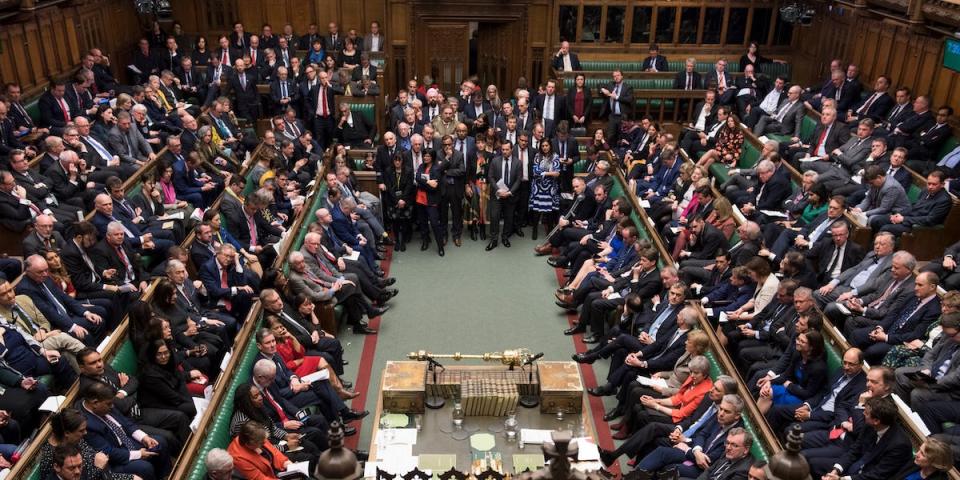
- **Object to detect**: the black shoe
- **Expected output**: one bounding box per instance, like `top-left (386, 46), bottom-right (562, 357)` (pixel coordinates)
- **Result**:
top-left (384, 288), bottom-right (399, 298)
top-left (555, 300), bottom-right (576, 310)
top-left (377, 245), bottom-right (387, 253)
top-left (420, 239), bottom-right (430, 251)
top-left (479, 225), bottom-right (487, 240)
top-left (582, 335), bottom-right (601, 344)
top-left (532, 226), bottom-right (538, 241)
top-left (369, 306), bottom-right (390, 317)
top-left (342, 360), bottom-right (349, 366)
top-left (486, 239), bottom-right (498, 251)
top-left (382, 277), bottom-right (397, 286)
top-left (354, 449), bottom-right (369, 461)
top-left (438, 245), bottom-right (445, 256)
top-left (381, 237), bottom-right (395, 246)
top-left (602, 409), bottom-right (622, 422)
top-left (341, 380), bottom-right (353, 389)
top-left (397, 243), bottom-right (406, 252)
top-left (502, 237), bottom-right (511, 248)
top-left (343, 425), bottom-right (358, 436)
top-left (514, 229), bottom-right (524, 238)
top-left (375, 269), bottom-right (386, 277)
top-left (341, 409), bottom-right (370, 421)
top-left (469, 226), bottom-right (478, 241)
top-left (564, 324), bottom-right (586, 335)
top-left (375, 252), bottom-right (386, 260)
top-left (599, 449), bottom-right (617, 467)
top-left (353, 325), bottom-right (378, 335)
top-left (547, 257), bottom-right (566, 268)
top-left (572, 353), bottom-right (595, 364)
top-left (587, 385), bottom-right (614, 397)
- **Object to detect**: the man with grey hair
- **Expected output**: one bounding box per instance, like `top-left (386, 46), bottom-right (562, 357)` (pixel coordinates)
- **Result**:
top-left (633, 394), bottom-right (745, 477)
top-left (165, 258), bottom-right (237, 338)
top-left (813, 231), bottom-right (895, 306)
top-left (16, 254), bottom-right (107, 344)
top-left (198, 243), bottom-right (257, 320)
top-left (90, 221), bottom-right (148, 297)
top-left (204, 448), bottom-right (234, 480)
top-left (691, 427), bottom-right (753, 480)
top-left (600, 374), bottom-right (740, 467)
top-left (736, 158), bottom-right (792, 219)
top-left (830, 250), bottom-right (917, 332)
top-left (719, 139), bottom-right (780, 196)
top-left (108, 110), bottom-right (154, 166)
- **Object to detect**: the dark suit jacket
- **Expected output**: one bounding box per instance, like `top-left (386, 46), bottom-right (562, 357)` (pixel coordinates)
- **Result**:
top-left (551, 52), bottom-right (581, 71)
top-left (806, 122), bottom-right (849, 156)
top-left (81, 405), bottom-right (145, 466)
top-left (0, 190), bottom-right (35, 231)
top-left (37, 92), bottom-right (71, 131)
top-left (199, 257), bottom-right (252, 305)
top-left (808, 240), bottom-right (865, 284)
top-left (851, 92), bottom-right (894, 122)
top-left (673, 71), bottom-right (703, 90)
top-left (22, 231), bottom-right (66, 257)
top-left (751, 174), bottom-right (793, 212)
top-left (641, 55), bottom-right (668, 72)
top-left (690, 223), bottom-right (726, 260)
top-left (598, 82), bottom-right (634, 119)
top-left (15, 276), bottom-right (87, 329)
top-left (533, 94), bottom-right (567, 123)
top-left (836, 423), bottom-right (912, 480)
top-left (61, 239), bottom-right (106, 295)
top-left (806, 371), bottom-right (867, 426)
top-left (879, 295), bottom-right (942, 345)
top-left (89, 239), bottom-right (146, 286)
top-left (902, 188), bottom-right (952, 228)
top-left (896, 110), bottom-right (935, 137)
top-left (79, 366), bottom-right (139, 416)
top-left (704, 71), bottom-right (734, 91)
top-left (695, 455), bottom-right (752, 480)
top-left (307, 84), bottom-right (337, 119)
top-left (227, 69), bottom-right (259, 108)
top-left (487, 154), bottom-right (522, 198)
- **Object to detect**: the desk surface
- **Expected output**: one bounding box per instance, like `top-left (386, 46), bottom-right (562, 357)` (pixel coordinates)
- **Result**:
top-left (367, 364), bottom-right (597, 475)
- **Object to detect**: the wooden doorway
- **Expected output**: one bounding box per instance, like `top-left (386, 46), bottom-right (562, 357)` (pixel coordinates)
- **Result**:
top-left (476, 21), bottom-right (522, 91)
top-left (415, 22), bottom-right (470, 93)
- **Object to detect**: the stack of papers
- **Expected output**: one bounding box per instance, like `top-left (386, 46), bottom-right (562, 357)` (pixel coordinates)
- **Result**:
top-left (520, 429), bottom-right (554, 444)
top-left (376, 428), bottom-right (418, 446)
top-left (574, 438), bottom-right (600, 461)
top-left (636, 376), bottom-right (669, 389)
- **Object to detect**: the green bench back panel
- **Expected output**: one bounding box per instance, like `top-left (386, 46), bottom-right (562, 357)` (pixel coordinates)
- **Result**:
top-left (352, 103), bottom-right (376, 126)
top-left (185, 316), bottom-right (264, 480)
top-left (242, 169), bottom-right (259, 196)
top-left (25, 99), bottom-right (40, 123)
top-left (936, 137), bottom-right (959, 162)
top-left (573, 160), bottom-right (589, 174)
top-left (799, 117), bottom-right (817, 142)
top-left (907, 184), bottom-right (921, 203)
top-left (111, 340), bottom-right (139, 375)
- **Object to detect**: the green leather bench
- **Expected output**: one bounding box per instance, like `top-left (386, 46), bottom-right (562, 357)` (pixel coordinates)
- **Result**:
top-left (705, 351), bottom-right (771, 461)
top-left (184, 315), bottom-right (264, 480)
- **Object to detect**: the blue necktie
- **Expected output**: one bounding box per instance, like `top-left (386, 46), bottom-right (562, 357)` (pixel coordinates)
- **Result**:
top-left (649, 305), bottom-right (674, 339)
top-left (893, 299), bottom-right (920, 331)
top-left (683, 404), bottom-right (716, 437)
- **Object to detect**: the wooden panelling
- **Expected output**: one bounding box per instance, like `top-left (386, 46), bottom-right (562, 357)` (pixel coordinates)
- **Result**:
top-left (795, 5), bottom-right (960, 125)
top-left (0, 0), bottom-right (139, 97)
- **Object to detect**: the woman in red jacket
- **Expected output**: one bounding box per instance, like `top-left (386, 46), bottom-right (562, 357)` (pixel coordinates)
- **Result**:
top-left (228, 421), bottom-right (292, 480)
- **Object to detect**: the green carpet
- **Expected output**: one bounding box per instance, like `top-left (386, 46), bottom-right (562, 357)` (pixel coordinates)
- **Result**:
top-left (337, 232), bottom-right (596, 449)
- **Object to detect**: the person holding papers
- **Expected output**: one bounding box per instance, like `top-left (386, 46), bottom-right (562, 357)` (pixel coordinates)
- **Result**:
top-left (264, 315), bottom-right (357, 400)
top-left (228, 421), bottom-right (296, 480)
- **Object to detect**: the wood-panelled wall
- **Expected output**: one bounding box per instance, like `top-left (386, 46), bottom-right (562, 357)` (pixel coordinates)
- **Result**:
top-left (0, 0), bottom-right (140, 97)
top-left (794, 3), bottom-right (960, 114)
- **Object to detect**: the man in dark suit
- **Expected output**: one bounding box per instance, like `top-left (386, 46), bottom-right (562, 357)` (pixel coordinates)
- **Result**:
top-left (811, 70), bottom-right (858, 113)
top-left (38, 81), bottom-right (73, 136)
top-left (821, 396), bottom-right (912, 480)
top-left (766, 347), bottom-right (867, 433)
top-left (89, 221), bottom-right (149, 297)
top-left (309, 70), bottom-right (337, 150)
top-left (268, 65), bottom-right (299, 116)
top-left (736, 159), bottom-right (793, 220)
top-left (552, 122), bottom-right (580, 193)
top-left (22, 214), bottom-right (66, 255)
top-left (297, 23), bottom-right (322, 50)
top-left (877, 87), bottom-right (914, 134)
top-left (336, 102), bottom-right (375, 148)
top-left (599, 70), bottom-right (634, 142)
top-left (227, 59), bottom-right (259, 123)
top-left (224, 189), bottom-right (281, 267)
top-left (17, 254), bottom-right (106, 344)
top-left (846, 76), bottom-right (894, 124)
top-left (198, 244), bottom-right (257, 321)
top-left (848, 271), bottom-right (942, 364)
top-left (905, 106), bottom-right (954, 173)
top-left (437, 135), bottom-right (467, 246)
top-left (895, 312), bottom-right (960, 404)
top-left (61, 221), bottom-right (124, 302)
top-left (754, 85), bottom-right (804, 139)
top-left (826, 252), bottom-right (916, 333)
top-left (873, 170), bottom-right (952, 236)
top-left (175, 56), bottom-right (206, 104)
top-left (486, 142), bottom-right (522, 251)
top-left (687, 428), bottom-right (754, 480)
top-left (79, 381), bottom-right (171, 480)
top-left (641, 44), bottom-right (668, 72)
top-left (732, 64), bottom-right (770, 118)
top-left (77, 349), bottom-right (190, 451)
top-left (325, 21), bottom-right (343, 53)
top-left (91, 193), bottom-right (175, 258)
top-left (229, 22), bottom-right (252, 50)
top-left (806, 221), bottom-right (865, 286)
top-left (678, 217), bottom-right (726, 264)
top-left (744, 76), bottom-right (788, 130)
top-left (791, 106), bottom-right (849, 168)
top-left (130, 38), bottom-right (158, 85)
top-left (673, 58), bottom-right (703, 90)
top-left (705, 59), bottom-right (735, 104)
top-left (533, 79), bottom-right (565, 138)
top-left (7, 151), bottom-right (81, 225)
top-left (921, 239), bottom-right (960, 290)
top-left (888, 95), bottom-right (935, 149)
top-left (0, 169), bottom-right (43, 233)
top-left (635, 394), bottom-right (745, 478)
top-left (551, 41), bottom-right (581, 72)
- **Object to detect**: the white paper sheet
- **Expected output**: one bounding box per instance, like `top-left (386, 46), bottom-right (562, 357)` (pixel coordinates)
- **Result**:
top-left (300, 369), bottom-right (331, 383)
top-left (520, 429), bottom-right (554, 444)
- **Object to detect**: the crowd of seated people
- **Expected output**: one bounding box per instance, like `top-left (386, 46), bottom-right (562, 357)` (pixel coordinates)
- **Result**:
top-left (532, 50), bottom-right (960, 480)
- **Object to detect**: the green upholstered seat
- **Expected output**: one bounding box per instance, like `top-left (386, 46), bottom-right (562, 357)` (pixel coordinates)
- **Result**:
top-left (707, 141), bottom-right (762, 184)
top-left (351, 103), bottom-right (376, 126)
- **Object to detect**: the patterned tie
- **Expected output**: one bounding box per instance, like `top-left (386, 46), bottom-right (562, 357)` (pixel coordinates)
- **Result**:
top-left (102, 414), bottom-right (139, 450)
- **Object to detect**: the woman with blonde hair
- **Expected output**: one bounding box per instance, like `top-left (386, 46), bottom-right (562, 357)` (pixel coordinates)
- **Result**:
top-left (894, 438), bottom-right (954, 480)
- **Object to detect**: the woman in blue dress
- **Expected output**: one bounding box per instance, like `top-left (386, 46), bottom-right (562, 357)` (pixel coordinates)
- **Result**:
top-left (528, 138), bottom-right (560, 240)
top-left (757, 329), bottom-right (827, 414)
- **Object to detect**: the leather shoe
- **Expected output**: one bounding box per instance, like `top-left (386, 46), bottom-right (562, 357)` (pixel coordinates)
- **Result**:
top-left (609, 422), bottom-right (623, 431)
top-left (554, 292), bottom-right (574, 304)
top-left (513, 229), bottom-right (524, 237)
top-left (341, 409), bottom-right (370, 421)
top-left (354, 449), bottom-right (369, 461)
top-left (572, 353), bottom-right (595, 364)
top-left (502, 237), bottom-right (511, 248)
top-left (563, 324), bottom-right (585, 335)
top-left (369, 306), bottom-right (390, 317)
top-left (555, 300), bottom-right (576, 311)
top-left (397, 243), bottom-right (406, 252)
top-left (587, 385), bottom-right (613, 396)
top-left (384, 288), bottom-right (399, 298)
top-left (353, 325), bottom-right (378, 335)
top-left (534, 244), bottom-right (553, 256)
top-left (599, 449), bottom-right (617, 467)
top-left (582, 335), bottom-right (601, 344)
top-left (486, 239), bottom-right (498, 251)
top-left (381, 237), bottom-right (395, 246)
top-left (343, 425), bottom-right (358, 436)
top-left (377, 245), bottom-right (387, 253)
top-left (611, 430), bottom-right (630, 440)
top-left (454, 238), bottom-right (462, 247)
top-left (341, 380), bottom-right (353, 389)
top-left (438, 245), bottom-right (445, 256)
top-left (375, 252), bottom-right (386, 260)
top-left (420, 240), bottom-right (430, 251)
top-left (603, 409), bottom-right (622, 422)
top-left (381, 277), bottom-right (397, 286)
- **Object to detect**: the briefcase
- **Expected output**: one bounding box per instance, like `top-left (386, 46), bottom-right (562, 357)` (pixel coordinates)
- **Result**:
top-left (537, 361), bottom-right (584, 414)
top-left (382, 361), bottom-right (427, 413)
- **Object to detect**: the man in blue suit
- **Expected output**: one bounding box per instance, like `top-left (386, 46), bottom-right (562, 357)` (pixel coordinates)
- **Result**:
top-left (766, 347), bottom-right (867, 434)
top-left (849, 271), bottom-right (942, 364)
top-left (873, 170), bottom-right (953, 236)
top-left (91, 193), bottom-right (175, 259)
top-left (635, 394), bottom-right (745, 478)
top-left (330, 196), bottom-right (378, 270)
top-left (16, 255), bottom-right (106, 345)
top-left (821, 396), bottom-right (912, 480)
top-left (198, 244), bottom-right (257, 321)
top-left (80, 381), bottom-right (170, 480)
top-left (634, 147), bottom-right (681, 201)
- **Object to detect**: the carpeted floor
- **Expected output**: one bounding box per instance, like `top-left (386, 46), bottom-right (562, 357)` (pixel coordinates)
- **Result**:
top-left (335, 230), bottom-right (617, 454)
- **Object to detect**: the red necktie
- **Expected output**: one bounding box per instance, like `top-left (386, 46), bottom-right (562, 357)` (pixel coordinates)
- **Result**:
top-left (247, 214), bottom-right (258, 246)
top-left (115, 246), bottom-right (129, 270)
top-left (814, 126), bottom-right (829, 154)
top-left (314, 254), bottom-right (333, 276)
top-left (220, 268), bottom-right (233, 311)
top-left (57, 97), bottom-right (70, 123)
top-left (264, 389), bottom-right (289, 422)
top-left (221, 50), bottom-right (228, 65)
top-left (251, 49), bottom-right (256, 64)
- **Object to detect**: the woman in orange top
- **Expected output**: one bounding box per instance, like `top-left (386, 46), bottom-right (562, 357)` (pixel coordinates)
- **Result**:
top-left (613, 355), bottom-right (713, 438)
top-left (227, 421), bottom-right (293, 480)
top-left (264, 315), bottom-right (358, 400)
